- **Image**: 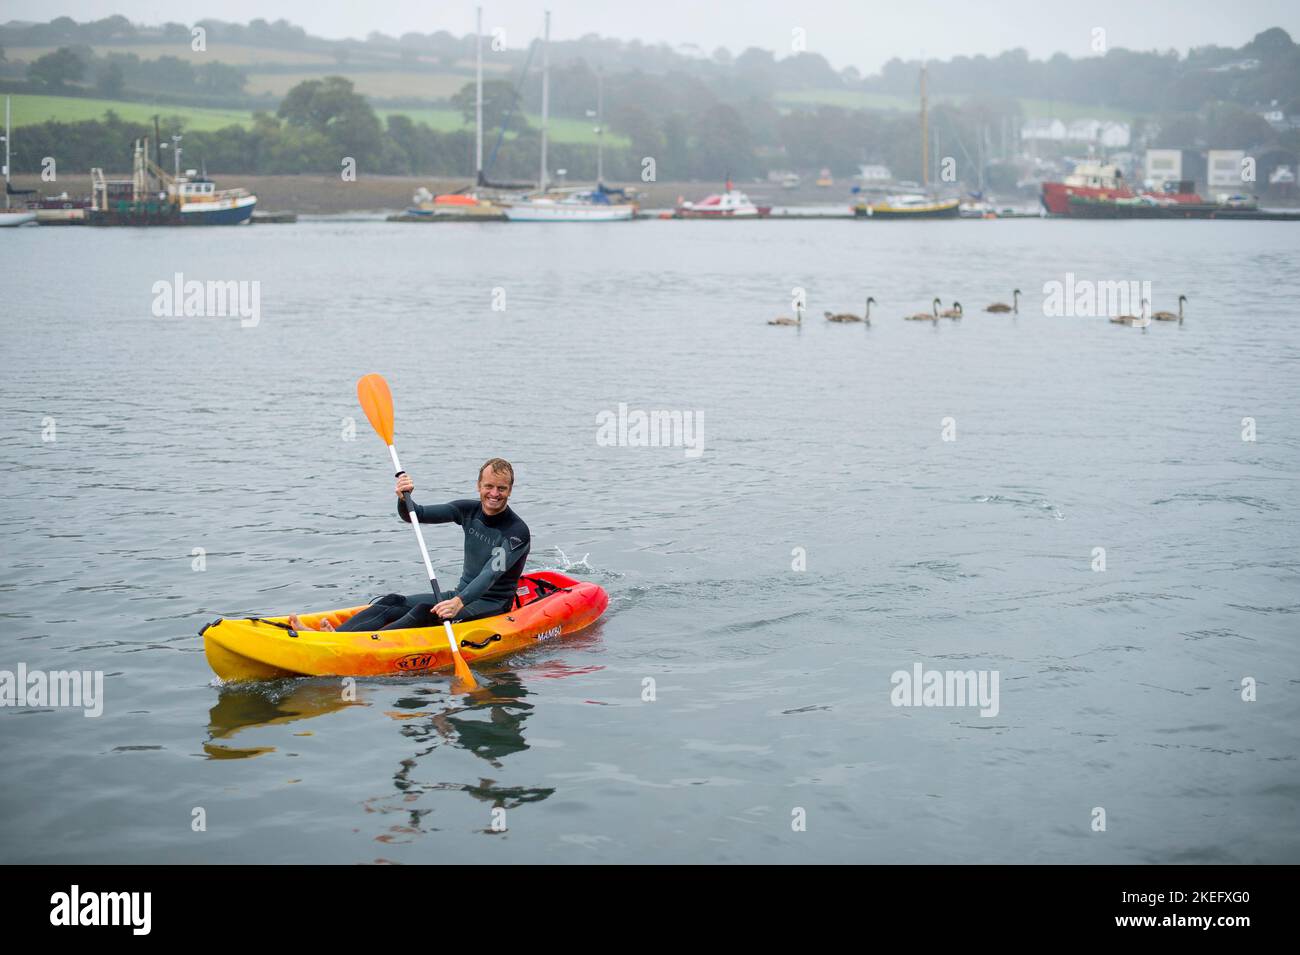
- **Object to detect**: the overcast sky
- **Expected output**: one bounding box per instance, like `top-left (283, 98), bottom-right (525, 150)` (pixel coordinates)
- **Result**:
top-left (6, 1), bottom-right (1297, 74)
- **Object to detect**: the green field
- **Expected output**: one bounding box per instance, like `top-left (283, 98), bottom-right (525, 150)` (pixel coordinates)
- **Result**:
top-left (8, 94), bottom-right (629, 145)
top-left (378, 107), bottom-right (629, 146)
top-left (9, 94), bottom-right (256, 130)
top-left (775, 89), bottom-right (1137, 122)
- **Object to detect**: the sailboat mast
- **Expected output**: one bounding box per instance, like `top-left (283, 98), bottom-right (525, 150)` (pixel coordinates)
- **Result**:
top-left (4, 95), bottom-right (11, 210)
top-left (475, 5), bottom-right (483, 181)
top-left (596, 66), bottom-right (604, 185)
top-left (920, 63), bottom-right (928, 188)
top-left (539, 10), bottom-right (550, 192)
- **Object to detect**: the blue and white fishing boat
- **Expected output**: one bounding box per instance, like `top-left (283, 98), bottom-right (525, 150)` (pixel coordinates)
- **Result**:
top-left (88, 138), bottom-right (256, 226)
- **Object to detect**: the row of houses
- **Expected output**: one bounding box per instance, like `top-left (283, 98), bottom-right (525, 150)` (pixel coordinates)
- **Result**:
top-left (1022, 119), bottom-right (1130, 147)
top-left (1021, 104), bottom-right (1299, 148)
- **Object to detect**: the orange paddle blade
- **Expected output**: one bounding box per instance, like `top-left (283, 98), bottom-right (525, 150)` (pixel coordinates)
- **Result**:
top-left (452, 652), bottom-right (478, 691)
top-left (356, 374), bottom-right (395, 445)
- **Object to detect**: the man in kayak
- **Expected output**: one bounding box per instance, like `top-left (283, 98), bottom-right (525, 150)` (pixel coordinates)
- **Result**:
top-left (290, 458), bottom-right (530, 632)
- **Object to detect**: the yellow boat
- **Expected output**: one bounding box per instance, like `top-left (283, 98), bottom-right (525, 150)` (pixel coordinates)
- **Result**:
top-left (201, 572), bottom-right (608, 681)
top-left (853, 195), bottom-right (961, 219)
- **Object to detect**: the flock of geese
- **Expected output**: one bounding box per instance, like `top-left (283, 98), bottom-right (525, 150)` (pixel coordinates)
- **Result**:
top-left (768, 290), bottom-right (1189, 328)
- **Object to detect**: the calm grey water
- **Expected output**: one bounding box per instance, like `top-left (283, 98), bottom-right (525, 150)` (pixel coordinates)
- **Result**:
top-left (1, 217), bottom-right (1297, 864)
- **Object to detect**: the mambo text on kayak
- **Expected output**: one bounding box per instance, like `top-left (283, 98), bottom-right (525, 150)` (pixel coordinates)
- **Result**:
top-left (890, 663), bottom-right (1000, 718)
top-left (50, 886), bottom-right (150, 935)
top-left (0, 664), bottom-right (103, 717)
top-left (595, 403), bottom-right (704, 458)
top-left (150, 272), bottom-right (260, 328)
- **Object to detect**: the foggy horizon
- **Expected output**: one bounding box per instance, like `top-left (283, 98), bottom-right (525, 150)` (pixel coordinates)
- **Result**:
top-left (5, 0), bottom-right (1299, 75)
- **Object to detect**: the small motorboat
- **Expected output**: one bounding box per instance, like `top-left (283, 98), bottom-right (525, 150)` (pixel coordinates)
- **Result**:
top-left (676, 181), bottom-right (770, 218)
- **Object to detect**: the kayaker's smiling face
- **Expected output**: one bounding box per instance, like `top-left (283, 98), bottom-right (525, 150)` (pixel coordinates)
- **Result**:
top-left (478, 468), bottom-right (512, 516)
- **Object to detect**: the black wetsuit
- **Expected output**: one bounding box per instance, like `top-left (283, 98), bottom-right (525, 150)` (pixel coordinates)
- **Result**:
top-left (337, 497), bottom-right (531, 632)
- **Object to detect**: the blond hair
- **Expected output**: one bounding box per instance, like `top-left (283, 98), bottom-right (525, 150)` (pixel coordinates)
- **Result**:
top-left (478, 457), bottom-right (515, 486)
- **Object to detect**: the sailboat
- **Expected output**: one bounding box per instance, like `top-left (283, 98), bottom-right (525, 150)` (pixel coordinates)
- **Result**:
top-left (1, 96), bottom-right (38, 227)
top-left (400, 6), bottom-right (512, 221)
top-left (852, 64), bottom-right (958, 220)
top-left (503, 12), bottom-right (637, 222)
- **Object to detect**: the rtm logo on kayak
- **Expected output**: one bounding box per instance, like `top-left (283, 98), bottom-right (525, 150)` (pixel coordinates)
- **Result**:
top-left (151, 272), bottom-right (261, 328)
top-left (395, 653), bottom-right (437, 671)
top-left (50, 885), bottom-right (151, 935)
top-left (534, 625), bottom-right (562, 642)
top-left (595, 403), bottom-right (704, 459)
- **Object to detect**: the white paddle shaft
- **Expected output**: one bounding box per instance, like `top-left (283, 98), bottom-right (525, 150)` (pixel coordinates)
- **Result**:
top-left (387, 444), bottom-right (461, 657)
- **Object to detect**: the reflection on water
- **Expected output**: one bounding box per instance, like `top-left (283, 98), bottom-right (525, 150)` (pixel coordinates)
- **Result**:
top-left (4, 218), bottom-right (1298, 863)
top-left (205, 671), bottom-right (555, 839)
top-left (205, 679), bottom-right (365, 758)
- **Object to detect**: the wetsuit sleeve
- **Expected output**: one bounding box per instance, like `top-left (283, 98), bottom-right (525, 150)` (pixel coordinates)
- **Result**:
top-left (397, 498), bottom-right (466, 525)
top-left (457, 533), bottom-right (530, 605)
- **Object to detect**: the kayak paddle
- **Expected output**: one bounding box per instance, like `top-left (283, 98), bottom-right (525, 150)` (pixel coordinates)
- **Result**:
top-left (356, 373), bottom-right (478, 690)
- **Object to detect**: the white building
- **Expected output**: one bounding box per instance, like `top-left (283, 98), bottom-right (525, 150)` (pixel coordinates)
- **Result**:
top-left (1023, 118), bottom-right (1129, 147)
top-left (1207, 149), bottom-right (1246, 189)
top-left (1099, 122), bottom-right (1130, 148)
top-left (1021, 119), bottom-right (1067, 141)
top-left (1144, 149), bottom-right (1182, 186)
top-left (1067, 119), bottom-right (1101, 142)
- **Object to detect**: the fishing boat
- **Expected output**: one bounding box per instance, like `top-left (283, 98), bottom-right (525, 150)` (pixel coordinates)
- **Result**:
top-left (676, 180), bottom-right (770, 218)
top-left (1, 97), bottom-right (37, 227)
top-left (87, 137), bottom-right (255, 226)
top-left (854, 194), bottom-right (961, 218)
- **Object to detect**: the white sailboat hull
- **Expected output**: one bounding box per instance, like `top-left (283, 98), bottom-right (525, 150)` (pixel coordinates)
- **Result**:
top-left (504, 201), bottom-right (635, 222)
top-left (0, 210), bottom-right (37, 227)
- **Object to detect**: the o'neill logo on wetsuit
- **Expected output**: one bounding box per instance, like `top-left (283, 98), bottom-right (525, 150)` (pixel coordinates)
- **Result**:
top-left (466, 525), bottom-right (499, 546)
top-left (534, 625), bottom-right (562, 642)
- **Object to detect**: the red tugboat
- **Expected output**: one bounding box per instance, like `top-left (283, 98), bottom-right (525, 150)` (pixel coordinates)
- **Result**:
top-left (1040, 163), bottom-right (1204, 217)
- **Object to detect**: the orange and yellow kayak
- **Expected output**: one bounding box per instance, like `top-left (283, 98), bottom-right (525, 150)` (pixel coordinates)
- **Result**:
top-left (201, 571), bottom-right (608, 681)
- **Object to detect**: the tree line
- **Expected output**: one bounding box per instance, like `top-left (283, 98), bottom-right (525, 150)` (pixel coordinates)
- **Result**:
top-left (9, 72), bottom-right (1297, 186)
